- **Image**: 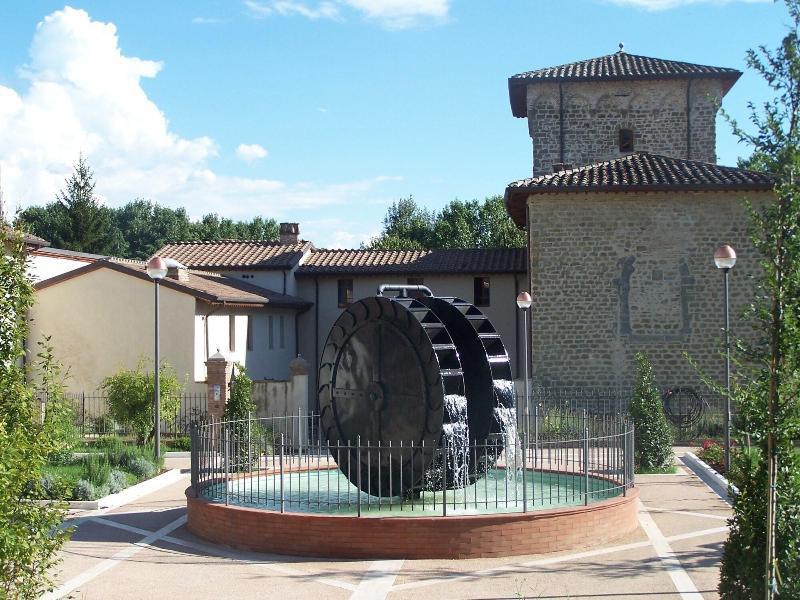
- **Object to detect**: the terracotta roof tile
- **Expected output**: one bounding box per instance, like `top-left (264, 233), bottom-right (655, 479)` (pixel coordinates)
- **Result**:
top-left (297, 248), bottom-right (526, 275)
top-left (504, 152), bottom-right (775, 227)
top-left (509, 50), bottom-right (741, 117)
top-left (156, 240), bottom-right (312, 270)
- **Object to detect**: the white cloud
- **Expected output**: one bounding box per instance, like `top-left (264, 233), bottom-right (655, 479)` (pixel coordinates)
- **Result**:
top-left (244, 0), bottom-right (449, 28)
top-left (235, 143), bottom-right (268, 162)
top-left (244, 0), bottom-right (341, 20)
top-left (192, 16), bottom-right (228, 24)
top-left (0, 7), bottom-right (397, 240)
top-left (604, 0), bottom-right (769, 10)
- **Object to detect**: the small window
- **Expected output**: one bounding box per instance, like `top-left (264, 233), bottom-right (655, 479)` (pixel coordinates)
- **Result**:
top-left (279, 315), bottom-right (285, 349)
top-left (268, 315), bottom-right (274, 350)
top-left (229, 316), bottom-right (236, 352)
top-left (474, 277), bottom-right (490, 307)
top-left (338, 279), bottom-right (354, 308)
top-left (619, 128), bottom-right (634, 152)
top-left (246, 316), bottom-right (253, 351)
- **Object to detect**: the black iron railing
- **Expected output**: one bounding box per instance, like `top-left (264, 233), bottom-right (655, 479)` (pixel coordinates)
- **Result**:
top-left (190, 411), bottom-right (634, 517)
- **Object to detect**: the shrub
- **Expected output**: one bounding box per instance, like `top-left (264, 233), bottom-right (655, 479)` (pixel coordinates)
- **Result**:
top-left (101, 361), bottom-right (183, 445)
top-left (107, 469), bottom-right (128, 494)
top-left (628, 353), bottom-right (673, 472)
top-left (224, 364), bottom-right (256, 471)
top-left (82, 454), bottom-right (111, 487)
top-left (697, 439), bottom-right (725, 472)
top-left (72, 479), bottom-right (107, 501)
top-left (34, 337), bottom-right (78, 465)
top-left (169, 436), bottom-right (191, 451)
top-left (128, 456), bottom-right (157, 480)
top-left (39, 472), bottom-right (71, 500)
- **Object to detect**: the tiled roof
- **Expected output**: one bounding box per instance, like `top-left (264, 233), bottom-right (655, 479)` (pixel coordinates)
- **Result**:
top-left (156, 240), bottom-right (312, 270)
top-left (504, 152), bottom-right (775, 227)
top-left (36, 259), bottom-right (311, 308)
top-left (509, 50), bottom-right (741, 117)
top-left (2, 226), bottom-right (51, 248)
top-left (297, 248), bottom-right (526, 275)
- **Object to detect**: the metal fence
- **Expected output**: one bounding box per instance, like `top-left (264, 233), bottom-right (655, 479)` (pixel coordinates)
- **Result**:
top-left (41, 392), bottom-right (208, 438)
top-left (517, 386), bottom-right (727, 443)
top-left (190, 411), bottom-right (634, 516)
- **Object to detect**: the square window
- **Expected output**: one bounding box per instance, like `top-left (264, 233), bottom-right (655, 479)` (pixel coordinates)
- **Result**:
top-left (338, 279), bottom-right (354, 308)
top-left (474, 277), bottom-right (490, 307)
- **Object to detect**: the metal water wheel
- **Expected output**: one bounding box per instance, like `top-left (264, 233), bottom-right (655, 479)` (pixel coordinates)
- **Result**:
top-left (317, 285), bottom-right (514, 496)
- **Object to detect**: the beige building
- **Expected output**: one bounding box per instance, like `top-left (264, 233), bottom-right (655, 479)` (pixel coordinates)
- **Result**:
top-left (29, 259), bottom-right (310, 393)
top-left (504, 49), bottom-right (776, 393)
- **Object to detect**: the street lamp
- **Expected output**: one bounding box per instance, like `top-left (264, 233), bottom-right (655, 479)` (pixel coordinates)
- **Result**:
top-left (516, 292), bottom-right (533, 430)
top-left (146, 256), bottom-right (168, 460)
top-left (714, 244), bottom-right (736, 473)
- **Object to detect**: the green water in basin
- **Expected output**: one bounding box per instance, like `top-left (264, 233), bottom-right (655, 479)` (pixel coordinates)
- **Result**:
top-left (202, 468), bottom-right (623, 517)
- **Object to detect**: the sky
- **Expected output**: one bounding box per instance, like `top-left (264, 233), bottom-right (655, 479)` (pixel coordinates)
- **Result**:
top-left (0, 0), bottom-right (790, 248)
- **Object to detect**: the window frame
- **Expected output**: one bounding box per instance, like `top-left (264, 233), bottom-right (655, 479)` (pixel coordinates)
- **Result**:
top-left (337, 279), bottom-right (354, 308)
top-left (473, 276), bottom-right (491, 307)
top-left (619, 128), bottom-right (634, 153)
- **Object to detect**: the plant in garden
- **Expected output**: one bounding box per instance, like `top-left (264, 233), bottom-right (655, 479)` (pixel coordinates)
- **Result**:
top-left (628, 353), bottom-right (674, 472)
top-left (101, 360), bottom-right (183, 445)
top-left (0, 227), bottom-right (70, 597)
top-left (697, 440), bottom-right (725, 472)
top-left (33, 337), bottom-right (78, 464)
top-left (714, 2), bottom-right (800, 596)
top-left (223, 363), bottom-right (256, 470)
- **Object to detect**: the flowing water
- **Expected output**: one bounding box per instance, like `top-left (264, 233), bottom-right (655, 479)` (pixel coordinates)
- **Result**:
top-left (442, 394), bottom-right (470, 489)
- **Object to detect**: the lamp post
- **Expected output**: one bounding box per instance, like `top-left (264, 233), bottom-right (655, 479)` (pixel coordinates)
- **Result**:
top-left (146, 256), bottom-right (168, 460)
top-left (516, 292), bottom-right (533, 432)
top-left (714, 244), bottom-right (736, 473)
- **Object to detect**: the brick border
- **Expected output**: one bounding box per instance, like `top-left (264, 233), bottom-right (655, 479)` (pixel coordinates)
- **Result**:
top-left (185, 484), bottom-right (639, 559)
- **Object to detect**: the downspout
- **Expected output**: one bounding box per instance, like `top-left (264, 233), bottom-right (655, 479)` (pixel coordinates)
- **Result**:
top-left (282, 270), bottom-right (287, 294)
top-left (686, 79), bottom-right (692, 159)
top-left (558, 82), bottom-right (565, 165)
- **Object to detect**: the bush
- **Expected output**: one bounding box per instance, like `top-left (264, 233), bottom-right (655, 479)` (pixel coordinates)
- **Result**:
top-left (169, 436), bottom-right (191, 451)
top-left (107, 469), bottom-right (128, 494)
top-left (629, 353), bottom-right (673, 471)
top-left (128, 456), bottom-right (157, 479)
top-left (39, 472), bottom-right (72, 500)
top-left (72, 479), bottom-right (107, 501)
top-left (82, 454), bottom-right (111, 487)
top-left (224, 364), bottom-right (256, 471)
top-left (101, 360), bottom-right (183, 445)
top-left (697, 439), bottom-right (724, 472)
top-left (34, 338), bottom-right (78, 465)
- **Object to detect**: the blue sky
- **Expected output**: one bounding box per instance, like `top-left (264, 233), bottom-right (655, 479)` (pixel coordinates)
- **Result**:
top-left (0, 0), bottom-right (788, 248)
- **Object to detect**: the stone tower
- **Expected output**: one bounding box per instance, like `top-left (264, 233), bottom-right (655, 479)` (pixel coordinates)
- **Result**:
top-left (508, 46), bottom-right (741, 176)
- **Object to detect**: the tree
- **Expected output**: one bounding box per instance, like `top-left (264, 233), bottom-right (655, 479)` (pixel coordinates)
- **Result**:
top-left (718, 2), bottom-right (800, 596)
top-left (628, 353), bottom-right (673, 472)
top-left (50, 155), bottom-right (126, 255)
top-left (101, 361), bottom-right (183, 445)
top-left (0, 228), bottom-right (70, 597)
top-left (367, 195), bottom-right (526, 250)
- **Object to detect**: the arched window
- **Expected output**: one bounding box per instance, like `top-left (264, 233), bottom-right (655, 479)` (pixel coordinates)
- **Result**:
top-left (619, 128), bottom-right (634, 152)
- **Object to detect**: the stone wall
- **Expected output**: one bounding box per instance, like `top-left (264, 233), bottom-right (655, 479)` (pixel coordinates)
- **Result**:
top-left (525, 189), bottom-right (773, 393)
top-left (525, 78), bottom-right (723, 176)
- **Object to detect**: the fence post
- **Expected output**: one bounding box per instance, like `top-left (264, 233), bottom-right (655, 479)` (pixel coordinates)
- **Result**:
top-left (81, 391), bottom-right (86, 437)
top-left (442, 437), bottom-right (448, 517)
top-left (247, 411), bottom-right (252, 470)
top-left (584, 425), bottom-right (590, 506)
top-left (190, 423), bottom-right (198, 492)
top-left (356, 435), bottom-right (362, 517)
top-left (279, 433), bottom-right (285, 513)
top-left (223, 424), bottom-right (230, 506)
top-left (623, 425), bottom-right (629, 497)
top-left (522, 428), bottom-right (528, 513)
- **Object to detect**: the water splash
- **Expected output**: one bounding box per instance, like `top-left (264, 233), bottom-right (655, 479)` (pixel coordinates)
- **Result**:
top-left (493, 405), bottom-right (521, 481)
top-left (443, 394), bottom-right (470, 489)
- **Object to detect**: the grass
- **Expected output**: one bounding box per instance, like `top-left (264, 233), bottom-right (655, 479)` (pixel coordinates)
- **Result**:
top-left (636, 465), bottom-right (678, 474)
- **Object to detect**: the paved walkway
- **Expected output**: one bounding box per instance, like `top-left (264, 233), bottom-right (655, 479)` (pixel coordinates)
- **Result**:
top-left (46, 451), bottom-right (730, 599)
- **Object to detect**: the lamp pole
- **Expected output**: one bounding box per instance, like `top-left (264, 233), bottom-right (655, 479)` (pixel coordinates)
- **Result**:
top-left (714, 245), bottom-right (736, 473)
top-left (146, 257), bottom-right (168, 461)
top-left (516, 292), bottom-right (533, 432)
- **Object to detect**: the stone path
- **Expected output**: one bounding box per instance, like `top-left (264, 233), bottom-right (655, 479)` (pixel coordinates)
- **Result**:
top-left (46, 452), bottom-right (730, 599)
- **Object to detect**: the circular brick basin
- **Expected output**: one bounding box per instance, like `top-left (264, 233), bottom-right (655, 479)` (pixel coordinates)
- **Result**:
top-left (185, 484), bottom-right (639, 559)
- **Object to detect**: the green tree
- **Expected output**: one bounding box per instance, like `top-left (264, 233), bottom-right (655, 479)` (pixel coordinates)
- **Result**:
top-left (717, 2), bottom-right (800, 596)
top-left (0, 228), bottom-right (70, 597)
top-left (33, 337), bottom-right (77, 465)
top-left (368, 195), bottom-right (525, 250)
top-left (101, 361), bottom-right (183, 445)
top-left (628, 353), bottom-right (673, 472)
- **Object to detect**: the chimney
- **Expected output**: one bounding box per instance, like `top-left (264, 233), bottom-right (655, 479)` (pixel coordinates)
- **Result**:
top-left (280, 222), bottom-right (300, 245)
top-left (167, 265), bottom-right (189, 282)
